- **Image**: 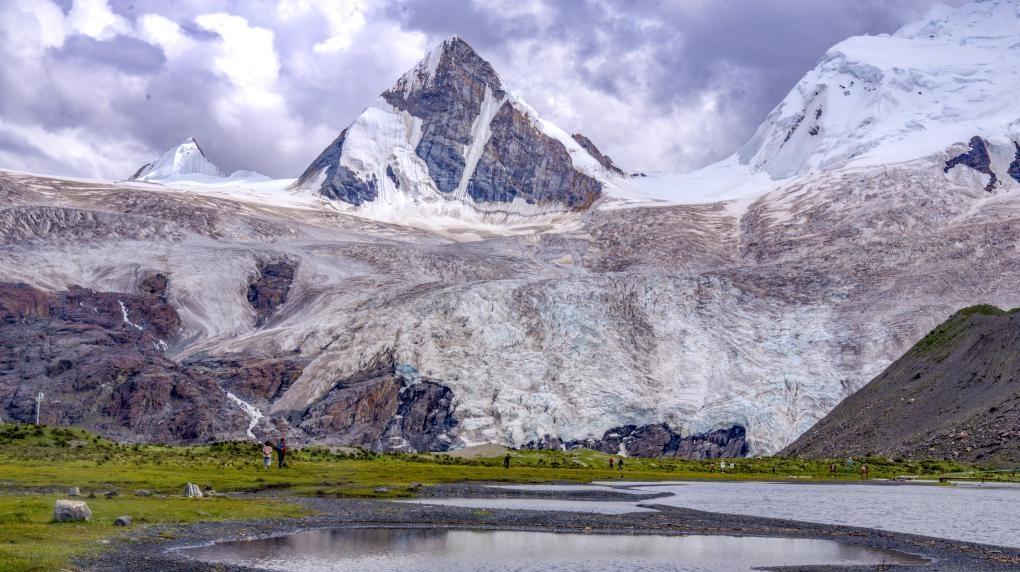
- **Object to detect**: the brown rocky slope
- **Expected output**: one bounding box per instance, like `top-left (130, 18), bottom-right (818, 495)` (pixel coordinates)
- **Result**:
top-left (782, 305), bottom-right (1020, 466)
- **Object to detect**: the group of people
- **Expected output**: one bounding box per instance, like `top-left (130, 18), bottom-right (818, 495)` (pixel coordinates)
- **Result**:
top-left (608, 457), bottom-right (624, 470)
top-left (261, 437), bottom-right (288, 469)
top-left (828, 458), bottom-right (870, 479)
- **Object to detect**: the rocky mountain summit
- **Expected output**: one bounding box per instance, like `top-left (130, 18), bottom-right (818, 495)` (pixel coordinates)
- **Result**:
top-left (783, 306), bottom-right (1020, 466)
top-left (294, 36), bottom-right (619, 220)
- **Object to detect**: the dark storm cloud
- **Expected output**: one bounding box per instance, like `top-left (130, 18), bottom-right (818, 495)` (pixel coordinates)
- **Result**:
top-left (52, 34), bottom-right (166, 75)
top-left (0, 0), bottom-right (966, 179)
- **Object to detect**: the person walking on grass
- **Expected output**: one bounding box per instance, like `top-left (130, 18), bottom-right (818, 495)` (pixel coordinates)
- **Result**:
top-left (617, 457), bottom-right (624, 471)
top-left (277, 436), bottom-right (287, 469)
top-left (609, 457), bottom-right (615, 470)
top-left (504, 453), bottom-right (511, 470)
top-left (262, 441), bottom-right (273, 470)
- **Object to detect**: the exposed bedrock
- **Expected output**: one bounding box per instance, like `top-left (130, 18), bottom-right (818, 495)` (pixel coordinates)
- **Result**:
top-left (1009, 141), bottom-right (1020, 183)
top-left (247, 260), bottom-right (295, 326)
top-left (183, 354), bottom-right (309, 405)
top-left (383, 37), bottom-right (505, 196)
top-left (467, 102), bottom-right (602, 209)
top-left (944, 136), bottom-right (998, 192)
top-left (526, 423), bottom-right (748, 459)
top-left (138, 273), bottom-right (168, 300)
top-left (294, 354), bottom-right (457, 452)
top-left (571, 133), bottom-right (624, 175)
top-left (293, 129), bottom-right (378, 206)
top-left (0, 282), bottom-right (248, 442)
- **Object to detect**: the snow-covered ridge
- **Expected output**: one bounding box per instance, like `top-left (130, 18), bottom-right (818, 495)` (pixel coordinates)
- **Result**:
top-left (129, 137), bottom-right (269, 184)
top-left (736, 0), bottom-right (1020, 180)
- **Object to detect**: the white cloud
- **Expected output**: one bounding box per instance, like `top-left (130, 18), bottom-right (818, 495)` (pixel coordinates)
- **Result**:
top-left (67, 0), bottom-right (131, 41)
top-left (136, 13), bottom-right (193, 59)
top-left (195, 13), bottom-right (281, 105)
top-left (277, 0), bottom-right (369, 54)
top-left (0, 119), bottom-right (150, 180)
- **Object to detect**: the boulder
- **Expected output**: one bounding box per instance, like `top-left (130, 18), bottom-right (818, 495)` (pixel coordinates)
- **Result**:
top-left (134, 489), bottom-right (152, 497)
top-left (103, 489), bottom-right (118, 498)
top-left (54, 500), bottom-right (92, 522)
top-left (67, 487), bottom-right (80, 497)
top-left (114, 516), bottom-right (132, 527)
top-left (184, 483), bottom-right (203, 498)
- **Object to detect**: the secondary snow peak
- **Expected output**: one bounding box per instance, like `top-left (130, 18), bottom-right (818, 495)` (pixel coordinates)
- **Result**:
top-left (734, 0), bottom-right (1020, 181)
top-left (129, 137), bottom-right (224, 182)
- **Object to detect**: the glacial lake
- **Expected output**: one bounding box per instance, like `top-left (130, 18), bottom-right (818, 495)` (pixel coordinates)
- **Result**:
top-left (411, 481), bottom-right (1020, 548)
top-left (183, 527), bottom-right (926, 572)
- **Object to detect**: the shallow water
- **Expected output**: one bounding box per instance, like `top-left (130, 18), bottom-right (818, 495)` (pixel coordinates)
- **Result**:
top-left (628, 481), bottom-right (1020, 548)
top-left (183, 528), bottom-right (925, 572)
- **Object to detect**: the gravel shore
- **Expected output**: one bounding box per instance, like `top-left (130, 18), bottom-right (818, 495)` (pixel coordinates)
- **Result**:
top-left (82, 484), bottom-right (1020, 572)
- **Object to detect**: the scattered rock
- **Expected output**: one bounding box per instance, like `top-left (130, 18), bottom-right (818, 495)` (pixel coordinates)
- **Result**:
top-left (374, 487), bottom-right (390, 494)
top-left (54, 500), bottom-right (92, 522)
top-left (114, 516), bottom-right (132, 527)
top-left (184, 483), bottom-right (203, 498)
top-left (103, 490), bottom-right (119, 498)
top-left (67, 487), bottom-right (80, 497)
top-left (134, 489), bottom-right (152, 497)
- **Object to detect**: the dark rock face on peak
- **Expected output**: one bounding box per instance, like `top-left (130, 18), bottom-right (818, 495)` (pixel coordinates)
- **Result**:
top-left (783, 305), bottom-right (1020, 466)
top-left (294, 129), bottom-right (378, 206)
top-left (944, 136), bottom-right (998, 192)
top-left (297, 36), bottom-right (603, 212)
top-left (572, 133), bottom-right (624, 175)
top-left (467, 103), bottom-right (602, 209)
top-left (383, 37), bottom-right (505, 196)
top-left (1009, 141), bottom-right (1020, 183)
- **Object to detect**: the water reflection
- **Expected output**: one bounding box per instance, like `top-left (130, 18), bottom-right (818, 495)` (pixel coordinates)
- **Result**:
top-left (184, 528), bottom-right (926, 572)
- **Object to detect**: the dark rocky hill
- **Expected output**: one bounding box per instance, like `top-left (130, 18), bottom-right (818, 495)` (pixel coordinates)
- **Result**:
top-left (782, 305), bottom-right (1020, 466)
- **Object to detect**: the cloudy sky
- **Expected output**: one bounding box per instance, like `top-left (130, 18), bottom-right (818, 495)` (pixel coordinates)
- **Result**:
top-left (0, 0), bottom-right (964, 180)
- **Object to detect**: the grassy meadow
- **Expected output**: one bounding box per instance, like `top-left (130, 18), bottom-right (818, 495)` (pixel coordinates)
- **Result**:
top-left (0, 423), bottom-right (1013, 572)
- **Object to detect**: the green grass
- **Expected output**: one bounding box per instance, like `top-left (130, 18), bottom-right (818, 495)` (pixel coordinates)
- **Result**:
top-left (913, 304), bottom-right (1019, 357)
top-left (0, 494), bottom-right (309, 572)
top-left (0, 423), bottom-right (1015, 571)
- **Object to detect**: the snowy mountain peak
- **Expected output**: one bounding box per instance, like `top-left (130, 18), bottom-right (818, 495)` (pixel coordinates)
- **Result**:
top-left (129, 137), bottom-right (225, 181)
top-left (736, 0), bottom-right (1020, 182)
top-left (387, 35), bottom-right (501, 100)
top-left (294, 36), bottom-right (624, 224)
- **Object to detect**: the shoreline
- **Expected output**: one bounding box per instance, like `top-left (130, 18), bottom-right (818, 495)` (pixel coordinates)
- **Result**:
top-left (81, 483), bottom-right (1020, 572)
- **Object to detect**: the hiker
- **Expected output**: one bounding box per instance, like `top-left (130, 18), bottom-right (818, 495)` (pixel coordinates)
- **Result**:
top-left (609, 457), bottom-right (615, 470)
top-left (277, 437), bottom-right (287, 469)
top-left (262, 441), bottom-right (273, 470)
top-left (846, 457), bottom-right (854, 472)
top-left (719, 459), bottom-right (726, 473)
top-left (861, 464), bottom-right (869, 480)
top-left (503, 453), bottom-right (511, 469)
top-left (617, 458), bottom-right (624, 471)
